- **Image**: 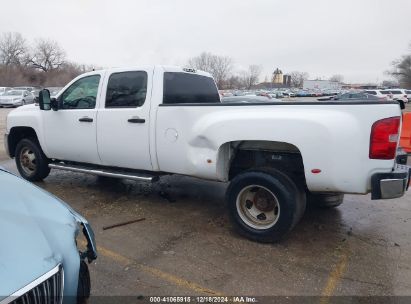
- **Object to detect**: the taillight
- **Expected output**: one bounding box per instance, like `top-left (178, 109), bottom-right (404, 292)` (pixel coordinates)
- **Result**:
top-left (369, 116), bottom-right (401, 159)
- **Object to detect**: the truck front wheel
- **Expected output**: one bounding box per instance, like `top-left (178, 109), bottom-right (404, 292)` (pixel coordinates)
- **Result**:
top-left (15, 138), bottom-right (50, 181)
top-left (226, 169), bottom-right (306, 243)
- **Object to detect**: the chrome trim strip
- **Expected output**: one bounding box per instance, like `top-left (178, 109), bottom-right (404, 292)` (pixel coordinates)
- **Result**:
top-left (60, 267), bottom-right (65, 304)
top-left (0, 264), bottom-right (62, 304)
top-left (380, 178), bottom-right (406, 199)
top-left (48, 163), bottom-right (154, 181)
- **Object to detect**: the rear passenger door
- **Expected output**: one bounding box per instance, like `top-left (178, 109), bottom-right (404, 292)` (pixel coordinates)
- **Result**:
top-left (96, 68), bottom-right (153, 170)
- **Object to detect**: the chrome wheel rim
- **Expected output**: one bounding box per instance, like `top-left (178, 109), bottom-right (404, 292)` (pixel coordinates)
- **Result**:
top-left (19, 147), bottom-right (36, 176)
top-left (236, 185), bottom-right (280, 229)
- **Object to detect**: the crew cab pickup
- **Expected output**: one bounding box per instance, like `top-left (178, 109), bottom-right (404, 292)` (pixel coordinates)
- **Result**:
top-left (4, 65), bottom-right (410, 242)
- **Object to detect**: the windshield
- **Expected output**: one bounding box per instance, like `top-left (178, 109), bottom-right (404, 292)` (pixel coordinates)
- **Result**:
top-left (380, 91), bottom-right (391, 94)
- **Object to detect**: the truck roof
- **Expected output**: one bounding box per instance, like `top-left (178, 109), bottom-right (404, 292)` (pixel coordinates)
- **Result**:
top-left (85, 65), bottom-right (213, 78)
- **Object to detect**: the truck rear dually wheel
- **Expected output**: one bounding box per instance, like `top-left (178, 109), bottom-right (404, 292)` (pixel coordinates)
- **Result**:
top-left (307, 192), bottom-right (344, 208)
top-left (226, 168), bottom-right (306, 243)
top-left (15, 138), bottom-right (50, 181)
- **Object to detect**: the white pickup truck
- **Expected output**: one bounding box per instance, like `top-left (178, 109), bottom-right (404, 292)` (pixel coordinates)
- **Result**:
top-left (4, 65), bottom-right (410, 242)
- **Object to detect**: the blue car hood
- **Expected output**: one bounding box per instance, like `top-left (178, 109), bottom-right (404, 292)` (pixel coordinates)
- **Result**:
top-left (0, 170), bottom-right (79, 300)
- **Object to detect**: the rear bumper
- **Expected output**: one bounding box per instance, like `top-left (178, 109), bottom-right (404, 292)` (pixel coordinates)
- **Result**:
top-left (371, 164), bottom-right (410, 199)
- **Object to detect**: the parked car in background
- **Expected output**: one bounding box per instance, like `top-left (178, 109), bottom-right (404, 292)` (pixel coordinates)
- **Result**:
top-left (31, 89), bottom-right (42, 103)
top-left (364, 90), bottom-right (389, 100)
top-left (296, 90), bottom-right (310, 97)
top-left (222, 95), bottom-right (281, 103)
top-left (269, 91), bottom-right (284, 98)
top-left (406, 90), bottom-right (411, 102)
top-left (0, 87), bottom-right (12, 96)
top-left (0, 167), bottom-right (97, 303)
top-left (380, 90), bottom-right (394, 100)
top-left (0, 90), bottom-right (35, 107)
top-left (47, 87), bottom-right (64, 98)
top-left (386, 89), bottom-right (409, 103)
top-left (335, 92), bottom-right (380, 100)
top-left (318, 92), bottom-right (380, 101)
top-left (13, 86), bottom-right (36, 92)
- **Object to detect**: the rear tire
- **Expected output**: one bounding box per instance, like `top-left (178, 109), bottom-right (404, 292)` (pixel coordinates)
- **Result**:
top-left (226, 168), bottom-right (306, 243)
top-left (77, 260), bottom-right (91, 304)
top-left (15, 138), bottom-right (50, 181)
top-left (307, 192), bottom-right (344, 208)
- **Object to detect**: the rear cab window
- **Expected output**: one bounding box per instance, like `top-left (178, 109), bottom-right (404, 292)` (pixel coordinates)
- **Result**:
top-left (105, 71), bottom-right (147, 108)
top-left (163, 72), bottom-right (220, 104)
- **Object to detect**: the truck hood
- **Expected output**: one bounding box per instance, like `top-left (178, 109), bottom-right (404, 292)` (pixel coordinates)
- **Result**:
top-left (0, 169), bottom-right (79, 300)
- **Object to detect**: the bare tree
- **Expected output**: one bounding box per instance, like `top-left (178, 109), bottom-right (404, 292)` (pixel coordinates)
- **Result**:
top-left (329, 74), bottom-right (344, 83)
top-left (289, 71), bottom-right (309, 88)
top-left (188, 52), bottom-right (215, 72)
top-left (28, 39), bottom-right (66, 72)
top-left (188, 52), bottom-right (233, 88)
top-left (241, 65), bottom-right (262, 89)
top-left (381, 79), bottom-right (399, 88)
top-left (224, 75), bottom-right (241, 89)
top-left (0, 32), bottom-right (28, 65)
top-left (212, 56), bottom-right (233, 88)
top-left (391, 52), bottom-right (411, 88)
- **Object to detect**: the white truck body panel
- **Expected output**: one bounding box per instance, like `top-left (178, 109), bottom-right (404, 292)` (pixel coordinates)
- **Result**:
top-left (155, 104), bottom-right (398, 193)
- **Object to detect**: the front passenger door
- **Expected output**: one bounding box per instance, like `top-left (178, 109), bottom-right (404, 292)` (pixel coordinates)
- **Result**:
top-left (42, 74), bottom-right (103, 164)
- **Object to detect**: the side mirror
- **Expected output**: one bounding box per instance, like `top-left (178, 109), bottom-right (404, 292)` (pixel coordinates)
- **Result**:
top-left (39, 89), bottom-right (51, 110)
top-left (398, 100), bottom-right (405, 110)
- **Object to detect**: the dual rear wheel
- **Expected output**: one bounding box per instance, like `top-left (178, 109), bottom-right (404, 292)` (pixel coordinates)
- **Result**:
top-left (227, 169), bottom-right (343, 242)
top-left (227, 169), bottom-right (306, 243)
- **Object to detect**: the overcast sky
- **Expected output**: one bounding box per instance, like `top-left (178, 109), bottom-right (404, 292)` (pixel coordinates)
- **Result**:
top-left (1, 0), bottom-right (411, 83)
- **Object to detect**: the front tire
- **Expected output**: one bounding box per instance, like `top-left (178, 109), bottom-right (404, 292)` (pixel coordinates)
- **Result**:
top-left (15, 138), bottom-right (50, 181)
top-left (227, 169), bottom-right (306, 243)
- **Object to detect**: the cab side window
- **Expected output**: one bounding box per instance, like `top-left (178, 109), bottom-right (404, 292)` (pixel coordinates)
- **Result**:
top-left (105, 71), bottom-right (148, 108)
top-left (60, 75), bottom-right (101, 109)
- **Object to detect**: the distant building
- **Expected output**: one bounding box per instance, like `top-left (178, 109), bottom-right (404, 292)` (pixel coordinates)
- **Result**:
top-left (252, 68), bottom-right (292, 89)
top-left (283, 75), bottom-right (291, 87)
top-left (303, 80), bottom-right (341, 90)
top-left (272, 68), bottom-right (283, 84)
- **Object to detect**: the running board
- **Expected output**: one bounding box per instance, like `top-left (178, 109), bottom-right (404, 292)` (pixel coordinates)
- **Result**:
top-left (48, 163), bottom-right (159, 182)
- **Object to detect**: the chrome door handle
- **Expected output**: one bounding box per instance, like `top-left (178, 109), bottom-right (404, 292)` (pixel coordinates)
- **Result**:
top-left (79, 117), bottom-right (93, 122)
top-left (128, 116), bottom-right (145, 123)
